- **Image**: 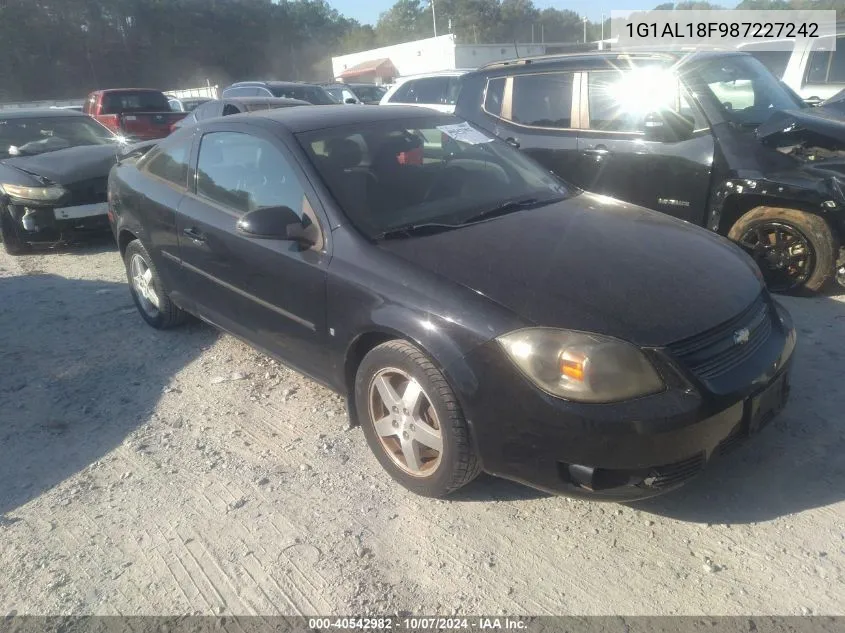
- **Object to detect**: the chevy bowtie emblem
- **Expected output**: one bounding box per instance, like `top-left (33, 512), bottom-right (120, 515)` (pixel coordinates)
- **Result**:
top-left (733, 328), bottom-right (750, 345)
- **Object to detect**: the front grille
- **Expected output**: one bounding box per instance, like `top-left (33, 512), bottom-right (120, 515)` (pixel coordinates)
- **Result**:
top-left (64, 177), bottom-right (108, 206)
top-left (642, 452), bottom-right (706, 489)
top-left (667, 295), bottom-right (773, 380)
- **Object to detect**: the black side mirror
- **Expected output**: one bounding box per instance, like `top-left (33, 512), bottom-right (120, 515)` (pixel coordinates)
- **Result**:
top-left (345, 97), bottom-right (358, 104)
top-left (236, 206), bottom-right (316, 246)
top-left (643, 111), bottom-right (694, 143)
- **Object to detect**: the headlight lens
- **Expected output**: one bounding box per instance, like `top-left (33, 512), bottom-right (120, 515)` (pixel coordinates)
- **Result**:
top-left (0, 183), bottom-right (67, 202)
top-left (497, 328), bottom-right (664, 403)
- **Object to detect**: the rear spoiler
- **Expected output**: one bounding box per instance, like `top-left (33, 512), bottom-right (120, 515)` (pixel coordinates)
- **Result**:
top-left (117, 139), bottom-right (158, 163)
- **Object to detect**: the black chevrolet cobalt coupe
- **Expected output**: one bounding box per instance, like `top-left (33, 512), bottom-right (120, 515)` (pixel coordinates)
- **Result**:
top-left (108, 106), bottom-right (796, 500)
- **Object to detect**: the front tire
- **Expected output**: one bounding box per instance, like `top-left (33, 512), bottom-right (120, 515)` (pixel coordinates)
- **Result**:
top-left (0, 208), bottom-right (31, 256)
top-left (123, 239), bottom-right (187, 329)
top-left (728, 207), bottom-right (837, 294)
top-left (355, 340), bottom-right (481, 497)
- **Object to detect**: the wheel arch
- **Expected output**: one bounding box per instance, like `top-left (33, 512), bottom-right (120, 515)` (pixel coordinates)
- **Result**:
top-left (341, 321), bottom-right (483, 436)
top-left (117, 228), bottom-right (138, 257)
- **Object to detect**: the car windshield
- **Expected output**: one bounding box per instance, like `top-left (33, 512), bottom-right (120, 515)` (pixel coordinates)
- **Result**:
top-left (683, 55), bottom-right (805, 126)
top-left (352, 85), bottom-right (387, 101)
top-left (298, 116), bottom-right (573, 239)
top-left (271, 85), bottom-right (335, 105)
top-left (0, 115), bottom-right (117, 158)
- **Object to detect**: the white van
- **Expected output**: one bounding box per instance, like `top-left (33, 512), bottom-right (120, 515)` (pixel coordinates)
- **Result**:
top-left (740, 34), bottom-right (845, 104)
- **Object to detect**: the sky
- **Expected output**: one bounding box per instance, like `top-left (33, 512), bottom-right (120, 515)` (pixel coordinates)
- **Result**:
top-left (327, 0), bottom-right (738, 26)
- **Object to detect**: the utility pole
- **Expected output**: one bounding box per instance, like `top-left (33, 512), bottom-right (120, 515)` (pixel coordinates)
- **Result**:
top-left (601, 13), bottom-right (605, 42)
top-left (582, 16), bottom-right (587, 44)
top-left (431, 0), bottom-right (437, 37)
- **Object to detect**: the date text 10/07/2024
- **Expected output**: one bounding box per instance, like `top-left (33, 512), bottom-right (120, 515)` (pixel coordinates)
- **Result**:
top-left (307, 618), bottom-right (528, 630)
top-left (626, 21), bottom-right (819, 39)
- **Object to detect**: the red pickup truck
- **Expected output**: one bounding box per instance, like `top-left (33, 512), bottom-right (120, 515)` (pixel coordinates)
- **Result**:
top-left (83, 89), bottom-right (188, 140)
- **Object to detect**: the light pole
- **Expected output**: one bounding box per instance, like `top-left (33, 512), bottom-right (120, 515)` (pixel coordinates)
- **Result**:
top-left (431, 0), bottom-right (438, 37)
top-left (582, 16), bottom-right (587, 44)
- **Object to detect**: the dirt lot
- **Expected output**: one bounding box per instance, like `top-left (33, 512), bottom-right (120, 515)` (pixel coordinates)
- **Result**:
top-left (1, 237), bottom-right (844, 617)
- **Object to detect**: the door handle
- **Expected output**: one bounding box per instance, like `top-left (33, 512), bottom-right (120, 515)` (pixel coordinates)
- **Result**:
top-left (505, 137), bottom-right (521, 149)
top-left (583, 146), bottom-right (610, 157)
top-left (183, 227), bottom-right (206, 243)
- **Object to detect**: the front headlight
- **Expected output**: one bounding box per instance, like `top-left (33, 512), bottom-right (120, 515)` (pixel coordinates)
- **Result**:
top-left (0, 183), bottom-right (67, 202)
top-left (497, 328), bottom-right (664, 403)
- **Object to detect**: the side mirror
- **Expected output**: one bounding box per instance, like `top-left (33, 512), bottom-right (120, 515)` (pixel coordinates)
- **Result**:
top-left (236, 206), bottom-right (316, 246)
top-left (345, 97), bottom-right (359, 104)
top-left (643, 111), bottom-right (694, 143)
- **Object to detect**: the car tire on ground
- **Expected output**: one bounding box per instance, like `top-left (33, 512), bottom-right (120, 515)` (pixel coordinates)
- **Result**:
top-left (355, 340), bottom-right (482, 497)
top-left (728, 206), bottom-right (837, 294)
top-left (123, 239), bottom-right (188, 329)
top-left (0, 208), bottom-right (31, 256)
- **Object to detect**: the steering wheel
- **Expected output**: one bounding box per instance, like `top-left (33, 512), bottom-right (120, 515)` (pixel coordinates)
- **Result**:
top-left (423, 164), bottom-right (466, 202)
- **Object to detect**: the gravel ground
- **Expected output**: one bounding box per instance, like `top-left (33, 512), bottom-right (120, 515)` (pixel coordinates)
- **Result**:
top-left (1, 236), bottom-right (844, 617)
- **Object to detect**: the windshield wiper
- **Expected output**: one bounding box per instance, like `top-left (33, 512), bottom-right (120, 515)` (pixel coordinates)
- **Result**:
top-left (375, 222), bottom-right (462, 240)
top-left (459, 196), bottom-right (561, 225)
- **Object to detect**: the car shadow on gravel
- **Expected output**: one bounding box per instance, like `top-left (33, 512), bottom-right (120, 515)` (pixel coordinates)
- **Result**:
top-left (21, 232), bottom-right (117, 259)
top-left (0, 272), bottom-right (217, 517)
top-left (633, 291), bottom-right (845, 524)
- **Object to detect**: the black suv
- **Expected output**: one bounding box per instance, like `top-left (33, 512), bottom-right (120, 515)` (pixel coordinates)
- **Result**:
top-left (222, 81), bottom-right (336, 105)
top-left (456, 51), bottom-right (845, 293)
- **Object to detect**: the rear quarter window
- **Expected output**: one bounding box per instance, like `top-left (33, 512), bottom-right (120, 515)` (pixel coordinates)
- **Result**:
top-left (483, 77), bottom-right (506, 116)
top-left (140, 135), bottom-right (192, 188)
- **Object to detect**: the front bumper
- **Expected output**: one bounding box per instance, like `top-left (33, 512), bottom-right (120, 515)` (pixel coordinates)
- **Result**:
top-left (5, 202), bottom-right (110, 243)
top-left (455, 303), bottom-right (796, 501)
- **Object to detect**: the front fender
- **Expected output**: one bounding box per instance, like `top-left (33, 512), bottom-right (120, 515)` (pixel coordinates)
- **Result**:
top-left (706, 174), bottom-right (841, 233)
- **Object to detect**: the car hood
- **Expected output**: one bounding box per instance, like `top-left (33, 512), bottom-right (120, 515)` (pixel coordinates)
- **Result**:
top-left (756, 108), bottom-right (845, 148)
top-left (0, 144), bottom-right (120, 186)
top-left (378, 193), bottom-right (763, 347)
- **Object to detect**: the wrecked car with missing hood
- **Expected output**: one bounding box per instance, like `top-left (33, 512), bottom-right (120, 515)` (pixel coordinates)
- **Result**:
top-left (0, 109), bottom-right (126, 255)
top-left (456, 51), bottom-right (845, 293)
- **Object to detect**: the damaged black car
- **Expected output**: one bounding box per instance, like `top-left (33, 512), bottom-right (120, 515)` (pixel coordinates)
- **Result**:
top-left (456, 51), bottom-right (845, 293)
top-left (0, 109), bottom-right (124, 255)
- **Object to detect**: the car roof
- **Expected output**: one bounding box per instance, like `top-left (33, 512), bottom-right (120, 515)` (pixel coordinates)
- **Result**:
top-left (225, 97), bottom-right (311, 106)
top-left (472, 50), bottom-right (751, 76)
top-left (394, 70), bottom-right (473, 81)
top-left (0, 108), bottom-right (88, 119)
top-left (232, 81), bottom-right (323, 88)
top-left (96, 88), bottom-right (166, 93)
top-left (236, 104), bottom-right (454, 133)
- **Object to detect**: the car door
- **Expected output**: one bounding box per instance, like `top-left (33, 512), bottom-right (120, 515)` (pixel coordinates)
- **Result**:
top-left (481, 71), bottom-right (582, 187)
top-left (175, 122), bottom-right (331, 378)
top-left (132, 133), bottom-right (194, 295)
top-left (575, 68), bottom-right (715, 224)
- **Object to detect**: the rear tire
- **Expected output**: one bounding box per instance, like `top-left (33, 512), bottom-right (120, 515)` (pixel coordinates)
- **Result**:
top-left (355, 340), bottom-right (481, 498)
top-left (0, 208), bottom-right (31, 256)
top-left (123, 239), bottom-right (187, 329)
top-left (728, 206), bottom-right (837, 294)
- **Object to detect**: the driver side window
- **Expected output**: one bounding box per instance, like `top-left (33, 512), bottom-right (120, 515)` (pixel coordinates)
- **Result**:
top-left (196, 132), bottom-right (306, 217)
top-left (586, 69), bottom-right (704, 132)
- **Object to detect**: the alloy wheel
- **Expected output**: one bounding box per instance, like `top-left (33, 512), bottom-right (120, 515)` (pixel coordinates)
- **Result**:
top-left (739, 222), bottom-right (814, 293)
top-left (367, 367), bottom-right (443, 477)
top-left (129, 253), bottom-right (161, 317)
